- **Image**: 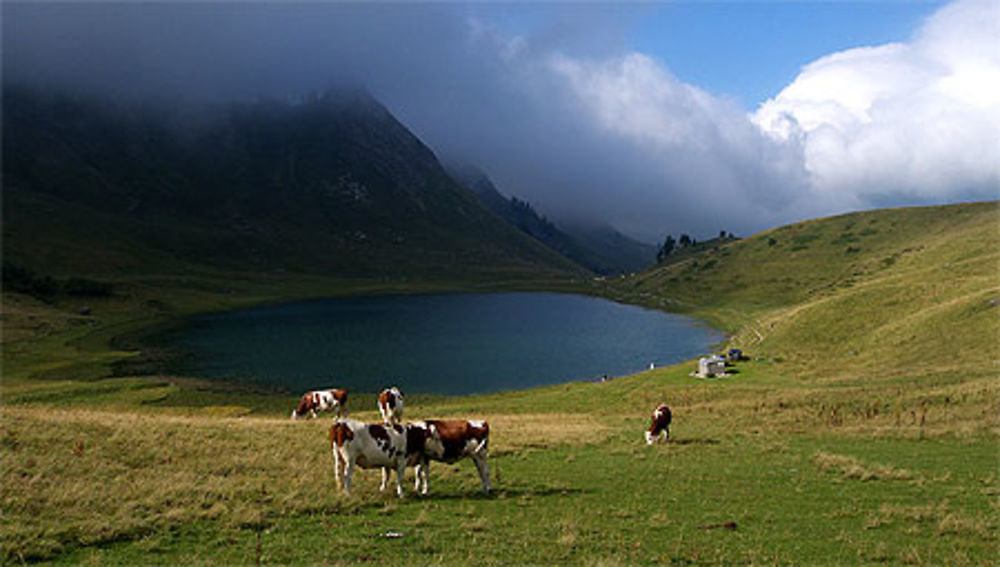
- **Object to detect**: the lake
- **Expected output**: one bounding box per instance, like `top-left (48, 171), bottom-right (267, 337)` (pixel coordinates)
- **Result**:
top-left (164, 292), bottom-right (724, 395)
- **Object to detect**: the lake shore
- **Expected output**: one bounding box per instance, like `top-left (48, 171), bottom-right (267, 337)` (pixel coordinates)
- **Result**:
top-left (6, 272), bottom-right (713, 411)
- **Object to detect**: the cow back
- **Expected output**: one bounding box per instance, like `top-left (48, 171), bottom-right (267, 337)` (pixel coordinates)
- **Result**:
top-left (331, 420), bottom-right (408, 469)
top-left (426, 420), bottom-right (489, 462)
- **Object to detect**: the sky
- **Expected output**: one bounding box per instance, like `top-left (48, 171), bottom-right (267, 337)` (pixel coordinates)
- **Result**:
top-left (4, 0), bottom-right (999, 243)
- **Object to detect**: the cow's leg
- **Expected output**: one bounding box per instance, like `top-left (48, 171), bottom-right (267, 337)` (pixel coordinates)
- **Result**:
top-left (379, 467), bottom-right (390, 492)
top-left (645, 430), bottom-right (654, 445)
top-left (333, 445), bottom-right (343, 489)
top-left (343, 456), bottom-right (355, 496)
top-left (473, 455), bottom-right (491, 494)
top-left (415, 459), bottom-right (429, 495)
top-left (394, 462), bottom-right (406, 498)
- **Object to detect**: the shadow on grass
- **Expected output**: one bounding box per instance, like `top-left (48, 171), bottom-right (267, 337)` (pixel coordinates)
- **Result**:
top-left (415, 484), bottom-right (592, 501)
top-left (322, 483), bottom-right (590, 508)
top-left (670, 438), bottom-right (721, 446)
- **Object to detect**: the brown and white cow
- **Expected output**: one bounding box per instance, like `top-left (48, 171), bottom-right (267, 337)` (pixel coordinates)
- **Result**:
top-left (406, 419), bottom-right (491, 495)
top-left (291, 388), bottom-right (348, 420)
top-left (377, 387), bottom-right (404, 425)
top-left (645, 403), bottom-right (672, 445)
top-left (329, 419), bottom-right (409, 497)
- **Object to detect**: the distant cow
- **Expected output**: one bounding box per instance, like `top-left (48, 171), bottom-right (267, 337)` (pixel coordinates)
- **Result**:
top-left (291, 388), bottom-right (348, 420)
top-left (378, 387), bottom-right (405, 425)
top-left (329, 419), bottom-right (409, 497)
top-left (645, 404), bottom-right (672, 445)
top-left (406, 419), bottom-right (491, 495)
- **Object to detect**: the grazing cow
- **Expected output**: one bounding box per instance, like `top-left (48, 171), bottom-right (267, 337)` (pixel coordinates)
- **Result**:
top-left (645, 403), bottom-right (672, 445)
top-left (377, 387), bottom-right (404, 425)
top-left (291, 388), bottom-right (348, 420)
top-left (329, 419), bottom-right (409, 497)
top-left (406, 419), bottom-right (491, 495)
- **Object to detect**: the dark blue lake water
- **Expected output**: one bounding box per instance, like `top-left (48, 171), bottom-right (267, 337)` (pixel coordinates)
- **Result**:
top-left (165, 292), bottom-right (723, 395)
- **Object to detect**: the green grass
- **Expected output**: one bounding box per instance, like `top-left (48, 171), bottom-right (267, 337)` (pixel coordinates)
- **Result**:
top-left (2, 202), bottom-right (998, 564)
top-left (4, 389), bottom-right (994, 565)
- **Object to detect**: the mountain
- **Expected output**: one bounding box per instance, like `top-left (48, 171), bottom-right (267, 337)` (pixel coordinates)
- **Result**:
top-left (448, 164), bottom-right (655, 274)
top-left (2, 87), bottom-right (585, 282)
top-left (558, 222), bottom-right (657, 274)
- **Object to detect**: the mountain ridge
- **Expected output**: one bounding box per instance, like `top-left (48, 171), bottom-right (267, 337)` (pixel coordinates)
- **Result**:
top-left (2, 87), bottom-right (586, 281)
top-left (447, 163), bottom-right (656, 274)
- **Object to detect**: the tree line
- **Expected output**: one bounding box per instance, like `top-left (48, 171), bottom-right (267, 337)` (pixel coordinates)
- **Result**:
top-left (656, 230), bottom-right (737, 263)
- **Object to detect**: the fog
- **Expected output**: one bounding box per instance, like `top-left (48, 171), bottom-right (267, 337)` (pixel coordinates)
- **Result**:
top-left (5, 1), bottom-right (997, 243)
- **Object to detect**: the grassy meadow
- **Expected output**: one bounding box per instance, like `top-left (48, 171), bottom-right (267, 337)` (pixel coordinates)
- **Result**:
top-left (2, 202), bottom-right (998, 564)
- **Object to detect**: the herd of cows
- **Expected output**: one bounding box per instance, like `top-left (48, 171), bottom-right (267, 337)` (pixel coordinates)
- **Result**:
top-left (292, 387), bottom-right (491, 497)
top-left (291, 386), bottom-right (672, 498)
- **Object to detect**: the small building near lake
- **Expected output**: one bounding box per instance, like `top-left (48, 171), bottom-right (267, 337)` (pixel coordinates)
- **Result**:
top-left (695, 355), bottom-right (727, 378)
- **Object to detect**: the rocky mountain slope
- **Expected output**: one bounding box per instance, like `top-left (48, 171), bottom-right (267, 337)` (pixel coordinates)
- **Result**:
top-left (2, 87), bottom-right (584, 282)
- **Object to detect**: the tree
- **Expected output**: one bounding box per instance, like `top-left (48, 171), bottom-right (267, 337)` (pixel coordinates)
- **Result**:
top-left (656, 235), bottom-right (676, 263)
top-left (679, 234), bottom-right (692, 248)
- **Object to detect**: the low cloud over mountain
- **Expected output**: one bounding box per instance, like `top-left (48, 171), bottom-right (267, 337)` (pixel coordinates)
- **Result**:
top-left (5, 0), bottom-right (996, 243)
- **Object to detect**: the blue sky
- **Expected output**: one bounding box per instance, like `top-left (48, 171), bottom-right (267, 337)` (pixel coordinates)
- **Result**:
top-left (629, 1), bottom-right (945, 108)
top-left (470, 1), bottom-right (946, 109)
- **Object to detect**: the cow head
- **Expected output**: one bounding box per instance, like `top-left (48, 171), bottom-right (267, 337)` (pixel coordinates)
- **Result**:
top-left (423, 422), bottom-right (446, 458)
top-left (329, 421), bottom-right (354, 449)
top-left (291, 394), bottom-right (314, 420)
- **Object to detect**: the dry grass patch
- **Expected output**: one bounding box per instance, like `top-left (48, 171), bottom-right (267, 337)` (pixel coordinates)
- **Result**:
top-left (813, 451), bottom-right (915, 481)
top-left (0, 407), bottom-right (609, 561)
top-left (0, 407), bottom-right (342, 562)
top-left (873, 502), bottom-right (996, 541)
top-left (434, 413), bottom-right (611, 452)
top-left (673, 376), bottom-right (999, 441)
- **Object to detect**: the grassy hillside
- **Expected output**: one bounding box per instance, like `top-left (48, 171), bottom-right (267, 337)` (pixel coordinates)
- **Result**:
top-left (1, 202), bottom-right (997, 564)
top-left (616, 201), bottom-right (998, 376)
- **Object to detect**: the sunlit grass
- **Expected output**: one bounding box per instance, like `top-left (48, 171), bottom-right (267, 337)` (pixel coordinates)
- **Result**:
top-left (2, 201), bottom-right (998, 563)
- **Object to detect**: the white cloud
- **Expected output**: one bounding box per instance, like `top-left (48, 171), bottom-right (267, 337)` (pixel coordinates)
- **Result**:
top-left (753, 0), bottom-right (1000, 206)
top-left (506, 0), bottom-right (1000, 239)
top-left (544, 51), bottom-right (810, 224)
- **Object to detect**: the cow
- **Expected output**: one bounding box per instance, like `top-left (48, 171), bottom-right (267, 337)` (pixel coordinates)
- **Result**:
top-left (645, 403), bottom-right (672, 445)
top-left (405, 419), bottom-right (491, 495)
top-left (329, 419), bottom-right (409, 497)
top-left (377, 387), bottom-right (404, 425)
top-left (291, 388), bottom-right (348, 420)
